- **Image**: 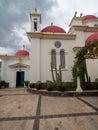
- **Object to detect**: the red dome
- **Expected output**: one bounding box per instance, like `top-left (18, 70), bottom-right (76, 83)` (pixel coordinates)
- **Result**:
top-left (85, 32), bottom-right (98, 45)
top-left (15, 50), bottom-right (29, 56)
top-left (82, 15), bottom-right (98, 21)
top-left (41, 25), bottom-right (66, 33)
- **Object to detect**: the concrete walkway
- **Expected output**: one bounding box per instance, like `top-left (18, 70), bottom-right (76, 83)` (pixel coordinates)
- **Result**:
top-left (0, 88), bottom-right (98, 130)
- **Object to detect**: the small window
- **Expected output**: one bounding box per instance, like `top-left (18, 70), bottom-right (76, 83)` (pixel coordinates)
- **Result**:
top-left (51, 50), bottom-right (56, 68)
top-left (34, 18), bottom-right (37, 20)
top-left (60, 50), bottom-right (65, 68)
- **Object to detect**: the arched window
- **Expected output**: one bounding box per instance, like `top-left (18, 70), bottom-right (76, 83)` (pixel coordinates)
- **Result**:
top-left (51, 50), bottom-right (56, 68)
top-left (34, 18), bottom-right (38, 31)
top-left (60, 50), bottom-right (65, 68)
top-left (34, 22), bottom-right (37, 31)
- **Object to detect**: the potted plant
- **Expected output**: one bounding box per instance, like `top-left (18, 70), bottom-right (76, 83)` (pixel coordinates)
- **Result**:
top-left (58, 82), bottom-right (66, 92)
top-left (95, 78), bottom-right (98, 82)
top-left (46, 80), bottom-right (53, 91)
top-left (0, 80), bottom-right (6, 89)
top-left (29, 83), bottom-right (34, 88)
top-left (24, 80), bottom-right (29, 87)
top-left (35, 81), bottom-right (41, 90)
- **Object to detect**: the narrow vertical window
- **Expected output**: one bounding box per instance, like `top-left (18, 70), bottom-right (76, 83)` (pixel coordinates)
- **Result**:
top-left (34, 22), bottom-right (37, 31)
top-left (51, 50), bottom-right (56, 68)
top-left (60, 50), bottom-right (65, 68)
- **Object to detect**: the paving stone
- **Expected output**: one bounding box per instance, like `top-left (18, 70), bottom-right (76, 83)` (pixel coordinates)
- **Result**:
top-left (81, 97), bottom-right (98, 109)
top-left (0, 120), bottom-right (34, 130)
top-left (0, 88), bottom-right (98, 130)
top-left (40, 116), bottom-right (98, 130)
top-left (41, 96), bottom-right (95, 116)
top-left (0, 89), bottom-right (38, 118)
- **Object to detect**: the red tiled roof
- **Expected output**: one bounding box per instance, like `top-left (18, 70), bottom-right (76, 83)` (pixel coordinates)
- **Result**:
top-left (41, 25), bottom-right (66, 33)
top-left (85, 32), bottom-right (98, 45)
top-left (82, 15), bottom-right (98, 21)
top-left (15, 50), bottom-right (29, 56)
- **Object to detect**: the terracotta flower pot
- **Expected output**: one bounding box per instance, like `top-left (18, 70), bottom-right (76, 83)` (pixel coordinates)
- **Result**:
top-left (47, 87), bottom-right (52, 91)
top-left (36, 85), bottom-right (41, 90)
top-left (59, 86), bottom-right (65, 91)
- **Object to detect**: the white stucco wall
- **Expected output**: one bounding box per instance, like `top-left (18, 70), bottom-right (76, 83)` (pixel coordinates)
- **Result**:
top-left (30, 38), bottom-right (41, 83)
top-left (30, 37), bottom-right (76, 83)
top-left (83, 20), bottom-right (98, 26)
top-left (1, 56), bottom-right (30, 87)
top-left (70, 18), bottom-right (82, 27)
top-left (86, 59), bottom-right (98, 82)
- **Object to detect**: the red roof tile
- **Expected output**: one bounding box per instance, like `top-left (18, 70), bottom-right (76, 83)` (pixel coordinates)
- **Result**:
top-left (85, 32), bottom-right (98, 45)
top-left (82, 15), bottom-right (98, 21)
top-left (15, 50), bottom-right (29, 56)
top-left (41, 25), bottom-right (66, 33)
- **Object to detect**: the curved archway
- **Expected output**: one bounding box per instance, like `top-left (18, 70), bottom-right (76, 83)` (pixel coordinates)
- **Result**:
top-left (72, 40), bottom-right (98, 89)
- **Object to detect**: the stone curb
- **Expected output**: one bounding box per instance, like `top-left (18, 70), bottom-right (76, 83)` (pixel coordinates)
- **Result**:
top-left (27, 88), bottom-right (98, 97)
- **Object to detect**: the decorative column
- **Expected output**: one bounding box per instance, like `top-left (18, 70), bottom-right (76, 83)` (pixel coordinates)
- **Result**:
top-left (76, 76), bottom-right (83, 92)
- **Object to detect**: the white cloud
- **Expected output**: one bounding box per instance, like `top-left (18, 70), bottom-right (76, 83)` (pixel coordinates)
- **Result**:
top-left (8, 2), bottom-right (21, 15)
top-left (56, 0), bottom-right (98, 15)
top-left (43, 0), bottom-right (98, 32)
top-left (12, 23), bottom-right (30, 50)
top-left (0, 0), bottom-right (98, 55)
top-left (0, 47), bottom-right (14, 55)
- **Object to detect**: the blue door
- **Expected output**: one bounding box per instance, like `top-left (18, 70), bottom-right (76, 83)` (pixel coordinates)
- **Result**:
top-left (16, 71), bottom-right (24, 87)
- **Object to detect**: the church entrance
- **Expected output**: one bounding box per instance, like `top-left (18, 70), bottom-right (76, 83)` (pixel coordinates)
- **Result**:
top-left (16, 71), bottom-right (24, 87)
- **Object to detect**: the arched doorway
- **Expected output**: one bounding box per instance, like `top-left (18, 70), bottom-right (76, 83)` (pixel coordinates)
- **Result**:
top-left (9, 62), bottom-right (30, 87)
top-left (16, 71), bottom-right (24, 87)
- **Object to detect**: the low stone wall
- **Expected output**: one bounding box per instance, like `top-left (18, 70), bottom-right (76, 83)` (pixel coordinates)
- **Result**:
top-left (27, 88), bottom-right (98, 97)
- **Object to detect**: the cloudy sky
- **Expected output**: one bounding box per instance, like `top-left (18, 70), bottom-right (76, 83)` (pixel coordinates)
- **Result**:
top-left (0, 0), bottom-right (98, 55)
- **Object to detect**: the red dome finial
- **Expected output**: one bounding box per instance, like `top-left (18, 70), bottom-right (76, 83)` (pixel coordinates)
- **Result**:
top-left (35, 8), bottom-right (37, 12)
top-left (51, 22), bottom-right (53, 26)
top-left (23, 44), bottom-right (25, 50)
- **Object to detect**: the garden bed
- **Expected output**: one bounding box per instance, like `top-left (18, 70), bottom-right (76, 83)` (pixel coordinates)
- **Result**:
top-left (27, 88), bottom-right (98, 97)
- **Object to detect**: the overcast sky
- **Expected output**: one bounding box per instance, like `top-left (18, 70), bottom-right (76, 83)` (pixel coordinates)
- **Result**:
top-left (0, 0), bottom-right (98, 55)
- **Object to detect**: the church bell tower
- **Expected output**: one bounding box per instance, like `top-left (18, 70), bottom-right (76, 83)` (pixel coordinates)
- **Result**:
top-left (30, 8), bottom-right (41, 32)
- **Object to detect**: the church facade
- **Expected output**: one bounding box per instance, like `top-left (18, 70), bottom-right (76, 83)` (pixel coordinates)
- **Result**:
top-left (0, 9), bottom-right (98, 87)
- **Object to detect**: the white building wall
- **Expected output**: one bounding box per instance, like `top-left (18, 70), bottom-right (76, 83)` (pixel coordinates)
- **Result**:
top-left (40, 38), bottom-right (75, 82)
top-left (72, 30), bottom-right (85, 46)
top-left (86, 59), bottom-right (98, 82)
top-left (83, 20), bottom-right (98, 26)
top-left (1, 57), bottom-right (30, 87)
top-left (70, 18), bottom-right (82, 27)
top-left (40, 39), bottom-right (52, 82)
top-left (30, 38), bottom-right (41, 83)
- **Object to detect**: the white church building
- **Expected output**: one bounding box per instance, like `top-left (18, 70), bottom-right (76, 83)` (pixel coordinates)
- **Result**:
top-left (0, 9), bottom-right (98, 87)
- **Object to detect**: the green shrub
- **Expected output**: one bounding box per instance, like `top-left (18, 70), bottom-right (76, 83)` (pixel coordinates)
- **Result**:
top-left (46, 80), bottom-right (53, 91)
top-left (0, 80), bottom-right (6, 86)
top-left (95, 78), bottom-right (98, 82)
top-left (35, 81), bottom-right (42, 90)
top-left (24, 80), bottom-right (29, 86)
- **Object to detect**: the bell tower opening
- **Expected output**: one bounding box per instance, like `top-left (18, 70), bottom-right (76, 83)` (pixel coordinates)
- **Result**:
top-left (30, 8), bottom-right (41, 32)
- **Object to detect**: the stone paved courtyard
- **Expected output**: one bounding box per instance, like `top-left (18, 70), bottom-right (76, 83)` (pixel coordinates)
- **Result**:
top-left (0, 88), bottom-right (98, 130)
